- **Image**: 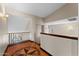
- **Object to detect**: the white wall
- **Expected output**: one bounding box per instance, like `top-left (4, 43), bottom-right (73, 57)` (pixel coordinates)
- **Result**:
top-left (48, 22), bottom-right (78, 37)
top-left (44, 17), bottom-right (78, 37)
top-left (8, 15), bottom-right (43, 42)
top-left (42, 17), bottom-right (78, 56)
top-left (0, 34), bottom-right (8, 56)
top-left (41, 34), bottom-right (78, 56)
top-left (78, 3), bottom-right (79, 56)
top-left (34, 18), bottom-right (44, 43)
top-left (8, 15), bottom-right (32, 32)
top-left (0, 18), bottom-right (8, 56)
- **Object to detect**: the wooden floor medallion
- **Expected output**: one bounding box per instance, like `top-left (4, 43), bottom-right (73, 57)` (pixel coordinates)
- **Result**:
top-left (4, 40), bottom-right (49, 56)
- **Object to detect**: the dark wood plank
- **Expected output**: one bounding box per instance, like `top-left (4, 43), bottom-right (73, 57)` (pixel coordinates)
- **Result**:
top-left (41, 33), bottom-right (78, 40)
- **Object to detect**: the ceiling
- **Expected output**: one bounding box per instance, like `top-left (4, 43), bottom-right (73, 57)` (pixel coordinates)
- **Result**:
top-left (1, 3), bottom-right (66, 17)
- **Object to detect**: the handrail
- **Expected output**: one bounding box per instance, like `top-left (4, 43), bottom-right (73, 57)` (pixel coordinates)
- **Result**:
top-left (8, 32), bottom-right (30, 44)
top-left (8, 32), bottom-right (30, 34)
top-left (41, 33), bottom-right (78, 40)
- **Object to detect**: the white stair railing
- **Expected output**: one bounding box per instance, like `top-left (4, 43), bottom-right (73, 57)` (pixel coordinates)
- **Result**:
top-left (8, 32), bottom-right (30, 44)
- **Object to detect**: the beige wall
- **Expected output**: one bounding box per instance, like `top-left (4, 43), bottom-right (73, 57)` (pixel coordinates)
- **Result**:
top-left (44, 3), bottom-right (78, 23)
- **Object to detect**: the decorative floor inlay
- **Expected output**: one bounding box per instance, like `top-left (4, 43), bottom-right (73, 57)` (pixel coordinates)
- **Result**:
top-left (4, 40), bottom-right (49, 56)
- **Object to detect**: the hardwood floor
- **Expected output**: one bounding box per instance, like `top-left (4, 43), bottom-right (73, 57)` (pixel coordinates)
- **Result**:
top-left (4, 40), bottom-right (49, 56)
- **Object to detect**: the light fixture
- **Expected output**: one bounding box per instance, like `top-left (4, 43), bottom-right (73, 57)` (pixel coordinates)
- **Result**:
top-left (0, 4), bottom-right (9, 19)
